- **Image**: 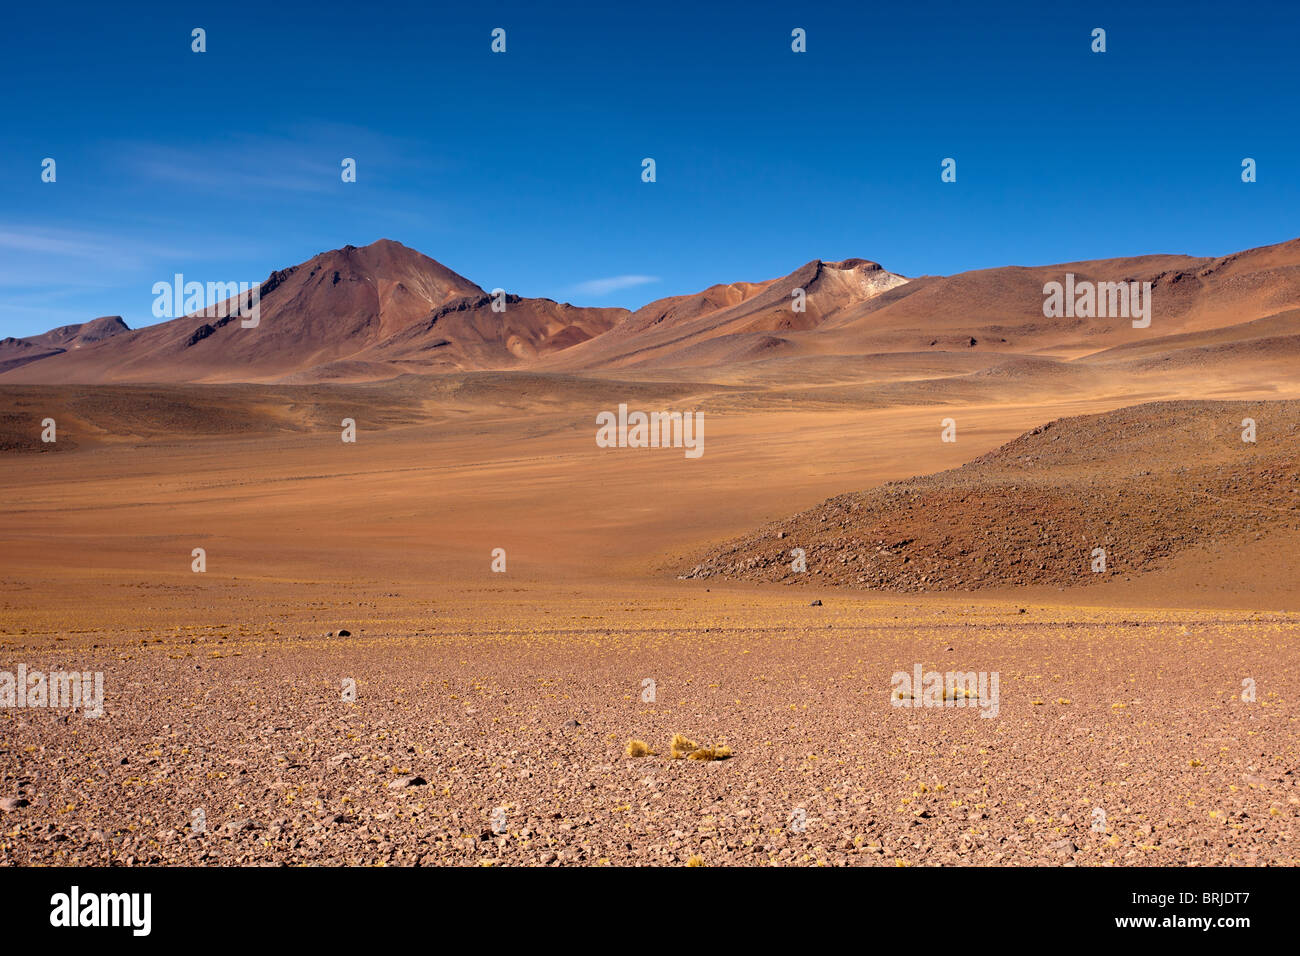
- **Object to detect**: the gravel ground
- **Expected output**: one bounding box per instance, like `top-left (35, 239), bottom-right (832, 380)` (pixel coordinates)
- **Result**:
top-left (2, 590), bottom-right (1296, 866)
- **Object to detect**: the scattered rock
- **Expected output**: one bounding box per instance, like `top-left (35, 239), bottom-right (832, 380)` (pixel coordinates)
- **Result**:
top-left (679, 402), bottom-right (1299, 594)
top-left (387, 774), bottom-right (427, 790)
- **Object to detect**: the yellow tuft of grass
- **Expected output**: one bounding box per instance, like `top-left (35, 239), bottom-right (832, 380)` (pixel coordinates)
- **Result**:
top-left (687, 745), bottom-right (733, 762)
top-left (686, 855), bottom-right (705, 867)
top-left (625, 739), bottom-right (656, 758)
top-left (669, 734), bottom-right (700, 759)
top-left (669, 733), bottom-right (733, 761)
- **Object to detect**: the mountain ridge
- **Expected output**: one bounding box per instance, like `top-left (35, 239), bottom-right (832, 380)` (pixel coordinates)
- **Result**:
top-left (5, 235), bottom-right (1300, 384)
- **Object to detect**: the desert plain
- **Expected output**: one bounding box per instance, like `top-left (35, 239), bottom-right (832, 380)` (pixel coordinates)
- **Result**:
top-left (1, 239), bottom-right (1298, 866)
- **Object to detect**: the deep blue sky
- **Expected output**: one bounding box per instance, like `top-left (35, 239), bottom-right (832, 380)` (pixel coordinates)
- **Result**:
top-left (2, 0), bottom-right (1298, 337)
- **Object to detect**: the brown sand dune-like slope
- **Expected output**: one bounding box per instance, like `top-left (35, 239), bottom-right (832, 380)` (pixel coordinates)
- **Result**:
top-left (0, 372), bottom-right (726, 455)
top-left (0, 338), bottom-right (65, 376)
top-left (1079, 307), bottom-right (1300, 363)
top-left (1072, 307), bottom-right (1300, 382)
top-left (0, 381), bottom-right (440, 452)
top-left (681, 400), bottom-right (1300, 592)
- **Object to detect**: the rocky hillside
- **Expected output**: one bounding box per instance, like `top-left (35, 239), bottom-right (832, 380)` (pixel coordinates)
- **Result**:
top-left (681, 401), bottom-right (1300, 591)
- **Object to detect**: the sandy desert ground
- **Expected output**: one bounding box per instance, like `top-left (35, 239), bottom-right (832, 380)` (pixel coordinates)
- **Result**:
top-left (2, 239), bottom-right (1299, 865)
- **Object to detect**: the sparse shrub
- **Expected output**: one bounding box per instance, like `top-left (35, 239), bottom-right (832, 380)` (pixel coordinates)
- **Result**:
top-left (669, 733), bottom-right (700, 759)
top-left (687, 745), bottom-right (733, 761)
top-left (669, 734), bottom-right (732, 761)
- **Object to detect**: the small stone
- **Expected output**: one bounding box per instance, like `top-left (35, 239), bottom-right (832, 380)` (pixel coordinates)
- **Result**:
top-left (387, 774), bottom-right (427, 790)
top-left (0, 797), bottom-right (29, 812)
top-left (336, 629), bottom-right (351, 637)
top-left (809, 599), bottom-right (823, 607)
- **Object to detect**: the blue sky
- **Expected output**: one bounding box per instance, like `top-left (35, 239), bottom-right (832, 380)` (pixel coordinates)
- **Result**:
top-left (2, 0), bottom-right (1298, 337)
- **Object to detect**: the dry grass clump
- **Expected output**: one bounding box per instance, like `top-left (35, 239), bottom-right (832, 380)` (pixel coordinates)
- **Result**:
top-left (625, 733), bottom-right (733, 760)
top-left (669, 733), bottom-right (700, 759)
top-left (686, 855), bottom-right (705, 867)
top-left (671, 733), bottom-right (732, 760)
top-left (625, 739), bottom-right (656, 758)
top-left (687, 745), bottom-right (733, 761)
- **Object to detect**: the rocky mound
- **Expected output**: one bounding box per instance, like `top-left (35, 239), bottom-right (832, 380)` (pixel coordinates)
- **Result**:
top-left (680, 400), bottom-right (1300, 591)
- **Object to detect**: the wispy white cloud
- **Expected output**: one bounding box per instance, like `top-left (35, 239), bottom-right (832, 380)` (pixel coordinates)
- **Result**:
top-left (0, 224), bottom-right (203, 335)
top-left (122, 143), bottom-right (337, 194)
top-left (572, 274), bottom-right (659, 296)
top-left (0, 230), bottom-right (104, 258)
top-left (114, 124), bottom-right (453, 197)
top-left (0, 225), bottom-right (195, 285)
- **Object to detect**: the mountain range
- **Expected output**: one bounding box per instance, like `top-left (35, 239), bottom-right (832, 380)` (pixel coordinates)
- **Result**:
top-left (4, 236), bottom-right (1300, 384)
